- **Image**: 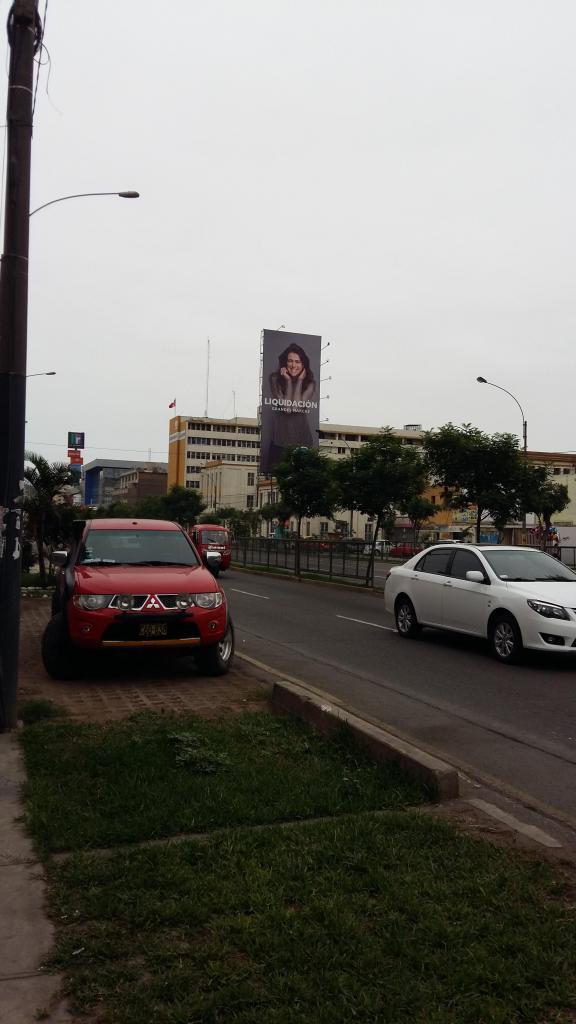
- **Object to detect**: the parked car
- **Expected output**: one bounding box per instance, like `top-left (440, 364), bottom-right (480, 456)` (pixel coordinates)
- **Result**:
top-left (388, 543), bottom-right (421, 558)
top-left (384, 543), bottom-right (576, 664)
top-left (43, 518), bottom-right (234, 680)
top-left (188, 524), bottom-right (231, 575)
top-left (363, 540), bottom-right (392, 557)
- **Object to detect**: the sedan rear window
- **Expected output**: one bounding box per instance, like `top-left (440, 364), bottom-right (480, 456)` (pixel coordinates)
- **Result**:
top-left (79, 529), bottom-right (199, 567)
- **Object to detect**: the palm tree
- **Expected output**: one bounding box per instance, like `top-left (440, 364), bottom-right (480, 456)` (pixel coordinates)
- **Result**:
top-left (23, 452), bottom-right (75, 586)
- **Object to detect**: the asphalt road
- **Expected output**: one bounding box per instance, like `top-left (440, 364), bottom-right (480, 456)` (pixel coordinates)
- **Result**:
top-left (222, 568), bottom-right (576, 822)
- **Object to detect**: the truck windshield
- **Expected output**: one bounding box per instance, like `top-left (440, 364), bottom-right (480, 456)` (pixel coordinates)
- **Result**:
top-left (201, 530), bottom-right (229, 544)
top-left (79, 530), bottom-right (199, 567)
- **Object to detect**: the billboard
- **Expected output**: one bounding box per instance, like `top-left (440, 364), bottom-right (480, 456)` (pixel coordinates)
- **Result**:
top-left (260, 329), bottom-right (321, 475)
top-left (68, 431), bottom-right (85, 449)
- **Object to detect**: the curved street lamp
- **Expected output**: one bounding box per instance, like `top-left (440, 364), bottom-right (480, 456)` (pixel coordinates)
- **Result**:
top-left (477, 375), bottom-right (528, 529)
top-left (30, 191), bottom-right (139, 217)
top-left (26, 370), bottom-right (55, 377)
top-left (476, 376), bottom-right (527, 454)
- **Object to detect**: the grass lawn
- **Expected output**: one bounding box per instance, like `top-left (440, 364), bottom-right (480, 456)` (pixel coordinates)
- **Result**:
top-left (19, 712), bottom-right (428, 855)
top-left (47, 814), bottom-right (576, 1024)
top-left (20, 712), bottom-right (576, 1023)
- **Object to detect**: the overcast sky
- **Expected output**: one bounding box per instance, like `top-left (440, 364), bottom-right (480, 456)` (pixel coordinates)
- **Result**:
top-left (9, 1), bottom-right (576, 465)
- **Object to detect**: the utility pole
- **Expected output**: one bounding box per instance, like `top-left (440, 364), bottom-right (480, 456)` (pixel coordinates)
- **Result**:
top-left (0, 0), bottom-right (41, 731)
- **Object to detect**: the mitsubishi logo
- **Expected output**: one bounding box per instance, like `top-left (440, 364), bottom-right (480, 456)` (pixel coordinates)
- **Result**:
top-left (142, 595), bottom-right (163, 611)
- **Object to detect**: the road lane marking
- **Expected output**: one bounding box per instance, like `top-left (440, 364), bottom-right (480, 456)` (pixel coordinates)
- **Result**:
top-left (230, 588), bottom-right (270, 600)
top-left (336, 614), bottom-right (395, 632)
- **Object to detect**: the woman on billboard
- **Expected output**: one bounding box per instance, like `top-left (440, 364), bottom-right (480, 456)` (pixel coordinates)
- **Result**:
top-left (265, 344), bottom-right (317, 469)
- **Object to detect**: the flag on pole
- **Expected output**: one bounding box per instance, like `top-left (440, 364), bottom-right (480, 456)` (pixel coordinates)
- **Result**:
top-left (169, 399), bottom-right (176, 408)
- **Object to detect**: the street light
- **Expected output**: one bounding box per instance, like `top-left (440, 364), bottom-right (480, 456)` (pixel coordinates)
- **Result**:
top-left (29, 191), bottom-right (139, 217)
top-left (477, 375), bottom-right (528, 529)
top-left (0, 182), bottom-right (140, 732)
top-left (26, 370), bottom-right (55, 377)
top-left (476, 376), bottom-right (527, 454)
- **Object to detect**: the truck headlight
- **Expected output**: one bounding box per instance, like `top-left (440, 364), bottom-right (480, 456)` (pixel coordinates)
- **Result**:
top-left (73, 594), bottom-right (113, 611)
top-left (193, 592), bottom-right (223, 609)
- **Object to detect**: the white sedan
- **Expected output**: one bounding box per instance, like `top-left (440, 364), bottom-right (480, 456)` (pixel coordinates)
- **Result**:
top-left (384, 544), bottom-right (576, 664)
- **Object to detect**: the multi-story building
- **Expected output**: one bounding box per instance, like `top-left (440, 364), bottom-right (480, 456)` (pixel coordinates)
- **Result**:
top-left (168, 416), bottom-right (260, 492)
top-left (168, 415), bottom-right (424, 493)
top-left (179, 416), bottom-right (426, 539)
top-left (114, 466), bottom-right (168, 504)
top-left (82, 459), bottom-right (168, 507)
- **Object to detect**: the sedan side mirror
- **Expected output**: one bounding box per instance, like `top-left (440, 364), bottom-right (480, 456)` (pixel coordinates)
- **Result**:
top-left (466, 570), bottom-right (487, 584)
top-left (204, 551), bottom-right (222, 566)
top-left (52, 550), bottom-right (68, 568)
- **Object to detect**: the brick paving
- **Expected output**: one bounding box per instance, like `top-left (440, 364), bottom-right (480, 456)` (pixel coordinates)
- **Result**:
top-left (19, 598), bottom-right (271, 722)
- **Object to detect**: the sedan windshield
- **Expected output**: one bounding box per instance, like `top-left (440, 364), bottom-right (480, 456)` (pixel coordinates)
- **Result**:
top-left (483, 549), bottom-right (576, 582)
top-left (79, 530), bottom-right (199, 567)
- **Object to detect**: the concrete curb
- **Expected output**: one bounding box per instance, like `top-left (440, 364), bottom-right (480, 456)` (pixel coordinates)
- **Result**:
top-left (271, 680), bottom-right (460, 801)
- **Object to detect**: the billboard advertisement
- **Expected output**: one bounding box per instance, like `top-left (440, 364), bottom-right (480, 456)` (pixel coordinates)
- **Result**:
top-left (260, 329), bottom-right (321, 475)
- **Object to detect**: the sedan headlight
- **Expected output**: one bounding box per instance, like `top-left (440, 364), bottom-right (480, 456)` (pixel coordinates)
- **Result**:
top-left (193, 592), bottom-right (223, 609)
top-left (527, 599), bottom-right (570, 620)
top-left (73, 594), bottom-right (114, 611)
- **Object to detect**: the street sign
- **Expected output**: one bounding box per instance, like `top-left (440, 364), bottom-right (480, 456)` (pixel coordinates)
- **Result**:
top-left (67, 431), bottom-right (85, 449)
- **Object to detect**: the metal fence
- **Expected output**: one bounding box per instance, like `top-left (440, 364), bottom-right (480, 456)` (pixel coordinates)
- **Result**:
top-left (231, 539), bottom-right (576, 583)
top-left (231, 538), bottom-right (376, 584)
top-left (547, 545), bottom-right (576, 567)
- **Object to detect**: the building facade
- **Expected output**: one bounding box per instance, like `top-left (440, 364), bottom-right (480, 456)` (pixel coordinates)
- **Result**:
top-left (168, 414), bottom-right (424, 493)
top-left (114, 467), bottom-right (168, 504)
top-left (82, 459), bottom-right (168, 507)
top-left (168, 416), bottom-right (260, 492)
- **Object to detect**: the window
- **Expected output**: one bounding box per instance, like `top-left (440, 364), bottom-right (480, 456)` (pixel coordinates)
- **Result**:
top-left (365, 523), bottom-right (373, 542)
top-left (553, 468), bottom-right (561, 475)
top-left (563, 468), bottom-right (571, 475)
top-left (431, 495), bottom-right (436, 504)
top-left (450, 549), bottom-right (486, 581)
top-left (320, 522), bottom-right (328, 535)
top-left (246, 495), bottom-right (254, 509)
top-left (415, 548), bottom-right (453, 576)
top-left (247, 472), bottom-right (255, 486)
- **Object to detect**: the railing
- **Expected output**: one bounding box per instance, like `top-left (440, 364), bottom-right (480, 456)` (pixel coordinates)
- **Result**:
top-left (231, 539), bottom-right (576, 582)
top-left (545, 545), bottom-right (576, 567)
top-left (231, 538), bottom-right (377, 585)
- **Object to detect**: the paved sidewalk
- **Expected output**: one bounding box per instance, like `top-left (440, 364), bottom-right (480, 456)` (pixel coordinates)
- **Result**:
top-left (19, 598), bottom-right (271, 721)
top-left (0, 733), bottom-right (71, 1023)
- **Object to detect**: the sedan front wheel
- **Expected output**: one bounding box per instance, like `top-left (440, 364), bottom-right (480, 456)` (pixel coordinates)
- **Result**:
top-left (489, 612), bottom-right (523, 665)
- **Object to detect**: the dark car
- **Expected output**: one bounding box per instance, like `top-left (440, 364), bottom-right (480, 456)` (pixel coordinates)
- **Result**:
top-left (43, 518), bottom-right (234, 680)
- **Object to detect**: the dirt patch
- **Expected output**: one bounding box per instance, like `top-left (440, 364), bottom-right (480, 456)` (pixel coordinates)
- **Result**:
top-left (19, 598), bottom-right (271, 723)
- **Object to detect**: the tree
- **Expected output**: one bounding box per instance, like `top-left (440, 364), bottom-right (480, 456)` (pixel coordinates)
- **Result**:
top-left (260, 500), bottom-right (292, 537)
top-left (275, 447), bottom-right (339, 574)
top-left (160, 485), bottom-right (205, 527)
top-left (399, 494), bottom-right (438, 549)
top-left (334, 430), bottom-right (427, 582)
top-left (22, 452), bottom-right (76, 585)
top-left (423, 424), bottom-right (526, 543)
top-left (522, 466), bottom-right (569, 544)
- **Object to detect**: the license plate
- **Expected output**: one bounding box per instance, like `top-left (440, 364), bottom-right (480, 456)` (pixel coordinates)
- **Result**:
top-left (138, 622), bottom-right (168, 639)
